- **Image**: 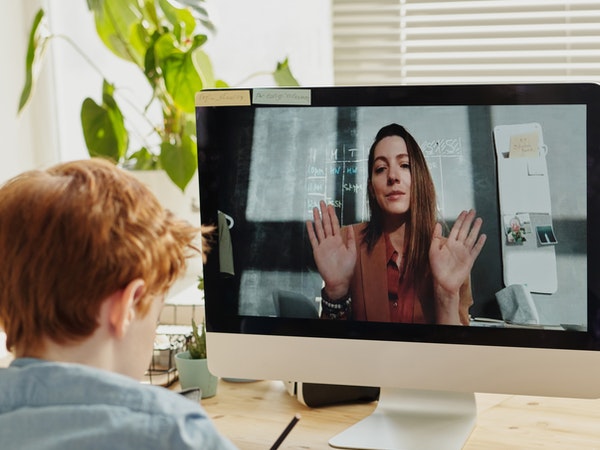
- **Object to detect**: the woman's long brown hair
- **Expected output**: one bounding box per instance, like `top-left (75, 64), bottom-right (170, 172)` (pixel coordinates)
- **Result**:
top-left (362, 123), bottom-right (437, 284)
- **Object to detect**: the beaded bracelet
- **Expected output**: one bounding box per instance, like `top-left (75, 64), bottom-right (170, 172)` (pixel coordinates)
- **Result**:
top-left (321, 288), bottom-right (351, 319)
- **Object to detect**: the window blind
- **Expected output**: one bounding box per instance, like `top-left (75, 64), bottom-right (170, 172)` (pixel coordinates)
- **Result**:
top-left (332, 0), bottom-right (600, 85)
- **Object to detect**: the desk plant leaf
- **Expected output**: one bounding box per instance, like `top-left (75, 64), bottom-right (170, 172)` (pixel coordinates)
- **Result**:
top-left (19, 1), bottom-right (299, 191)
top-left (188, 318), bottom-right (207, 360)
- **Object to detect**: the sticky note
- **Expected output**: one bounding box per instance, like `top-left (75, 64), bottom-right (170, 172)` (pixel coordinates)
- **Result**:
top-left (509, 132), bottom-right (539, 158)
top-left (253, 89), bottom-right (311, 105)
top-left (195, 90), bottom-right (251, 107)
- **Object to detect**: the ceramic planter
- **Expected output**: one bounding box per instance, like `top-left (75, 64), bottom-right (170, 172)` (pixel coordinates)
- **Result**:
top-left (174, 351), bottom-right (218, 398)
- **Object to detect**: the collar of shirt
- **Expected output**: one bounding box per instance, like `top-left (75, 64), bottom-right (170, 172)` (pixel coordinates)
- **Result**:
top-left (384, 232), bottom-right (398, 266)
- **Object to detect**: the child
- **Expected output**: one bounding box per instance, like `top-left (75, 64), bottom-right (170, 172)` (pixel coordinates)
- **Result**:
top-left (0, 158), bottom-right (236, 449)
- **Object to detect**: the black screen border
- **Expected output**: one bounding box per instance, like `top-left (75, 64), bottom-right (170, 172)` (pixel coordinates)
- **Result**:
top-left (196, 82), bottom-right (600, 352)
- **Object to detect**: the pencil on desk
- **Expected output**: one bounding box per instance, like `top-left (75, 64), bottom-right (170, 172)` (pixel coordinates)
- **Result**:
top-left (269, 413), bottom-right (301, 450)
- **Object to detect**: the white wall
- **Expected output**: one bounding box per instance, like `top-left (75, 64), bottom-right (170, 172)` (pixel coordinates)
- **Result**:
top-left (204, 0), bottom-right (333, 87)
top-left (0, 0), bottom-right (60, 184)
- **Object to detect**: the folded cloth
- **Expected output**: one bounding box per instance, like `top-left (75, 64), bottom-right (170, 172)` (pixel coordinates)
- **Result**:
top-left (495, 284), bottom-right (540, 325)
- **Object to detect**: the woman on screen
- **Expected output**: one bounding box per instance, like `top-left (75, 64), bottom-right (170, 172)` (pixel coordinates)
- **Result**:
top-left (306, 123), bottom-right (486, 325)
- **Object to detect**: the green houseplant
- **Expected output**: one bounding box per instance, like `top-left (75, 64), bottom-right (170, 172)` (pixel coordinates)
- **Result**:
top-left (187, 317), bottom-right (207, 359)
top-left (19, 0), bottom-right (298, 191)
top-left (174, 318), bottom-right (218, 397)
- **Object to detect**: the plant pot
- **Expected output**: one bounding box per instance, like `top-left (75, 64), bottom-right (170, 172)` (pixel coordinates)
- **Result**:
top-left (174, 351), bottom-right (218, 398)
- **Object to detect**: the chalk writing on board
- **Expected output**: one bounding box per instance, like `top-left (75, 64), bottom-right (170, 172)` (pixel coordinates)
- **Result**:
top-left (305, 144), bottom-right (369, 222)
top-left (421, 138), bottom-right (462, 156)
top-left (421, 138), bottom-right (463, 217)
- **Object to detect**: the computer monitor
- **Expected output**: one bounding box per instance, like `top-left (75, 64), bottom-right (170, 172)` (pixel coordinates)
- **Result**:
top-left (195, 83), bottom-right (600, 449)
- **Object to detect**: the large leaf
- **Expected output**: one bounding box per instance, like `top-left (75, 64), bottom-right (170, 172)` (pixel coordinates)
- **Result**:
top-left (273, 58), bottom-right (300, 87)
top-left (158, 0), bottom-right (196, 38)
top-left (18, 9), bottom-right (48, 113)
top-left (139, 0), bottom-right (160, 29)
top-left (155, 34), bottom-right (204, 113)
top-left (80, 81), bottom-right (128, 161)
top-left (143, 31), bottom-right (164, 88)
top-left (159, 132), bottom-right (197, 191)
top-left (172, 0), bottom-right (215, 32)
top-left (127, 147), bottom-right (159, 170)
top-left (88, 0), bottom-right (149, 67)
top-left (191, 48), bottom-right (217, 88)
top-left (101, 82), bottom-right (129, 157)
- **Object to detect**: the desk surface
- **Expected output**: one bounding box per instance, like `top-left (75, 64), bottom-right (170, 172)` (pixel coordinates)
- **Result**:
top-left (200, 379), bottom-right (600, 449)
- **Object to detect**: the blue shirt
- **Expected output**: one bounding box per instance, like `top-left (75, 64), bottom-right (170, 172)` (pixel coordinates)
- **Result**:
top-left (0, 358), bottom-right (237, 450)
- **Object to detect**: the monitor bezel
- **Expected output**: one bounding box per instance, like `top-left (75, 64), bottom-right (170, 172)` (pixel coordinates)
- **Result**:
top-left (196, 82), bottom-right (600, 354)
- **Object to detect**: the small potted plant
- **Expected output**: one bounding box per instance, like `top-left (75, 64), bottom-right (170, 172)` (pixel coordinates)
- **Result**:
top-left (175, 318), bottom-right (218, 398)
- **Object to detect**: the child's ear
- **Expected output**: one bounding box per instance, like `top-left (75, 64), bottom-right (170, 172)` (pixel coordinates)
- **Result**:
top-left (109, 279), bottom-right (145, 339)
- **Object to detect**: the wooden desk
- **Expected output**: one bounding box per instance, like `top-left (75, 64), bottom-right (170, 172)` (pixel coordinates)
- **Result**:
top-left (199, 379), bottom-right (600, 449)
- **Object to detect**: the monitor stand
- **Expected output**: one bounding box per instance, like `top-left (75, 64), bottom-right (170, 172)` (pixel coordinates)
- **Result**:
top-left (328, 388), bottom-right (477, 450)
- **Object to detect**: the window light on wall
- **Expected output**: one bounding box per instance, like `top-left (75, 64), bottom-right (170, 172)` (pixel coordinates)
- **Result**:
top-left (332, 0), bottom-right (600, 85)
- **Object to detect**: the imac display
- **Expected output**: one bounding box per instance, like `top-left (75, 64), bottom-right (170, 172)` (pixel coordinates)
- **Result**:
top-left (195, 84), bottom-right (600, 449)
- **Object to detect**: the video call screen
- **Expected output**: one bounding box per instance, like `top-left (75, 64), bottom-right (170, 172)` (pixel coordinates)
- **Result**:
top-left (196, 84), bottom-right (600, 350)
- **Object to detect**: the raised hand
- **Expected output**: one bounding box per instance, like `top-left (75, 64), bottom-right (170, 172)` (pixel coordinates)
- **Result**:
top-left (306, 201), bottom-right (357, 299)
top-left (429, 209), bottom-right (487, 297)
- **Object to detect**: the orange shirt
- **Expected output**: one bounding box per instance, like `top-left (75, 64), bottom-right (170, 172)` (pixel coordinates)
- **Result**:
top-left (385, 233), bottom-right (419, 323)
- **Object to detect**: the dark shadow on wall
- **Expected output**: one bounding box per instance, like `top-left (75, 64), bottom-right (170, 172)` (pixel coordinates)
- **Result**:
top-left (467, 106), bottom-right (504, 319)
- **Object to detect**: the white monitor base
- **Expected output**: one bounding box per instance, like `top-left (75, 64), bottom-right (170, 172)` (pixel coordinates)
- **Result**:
top-left (329, 388), bottom-right (476, 450)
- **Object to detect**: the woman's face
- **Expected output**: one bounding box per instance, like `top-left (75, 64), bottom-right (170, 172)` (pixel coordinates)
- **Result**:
top-left (370, 135), bottom-right (412, 217)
